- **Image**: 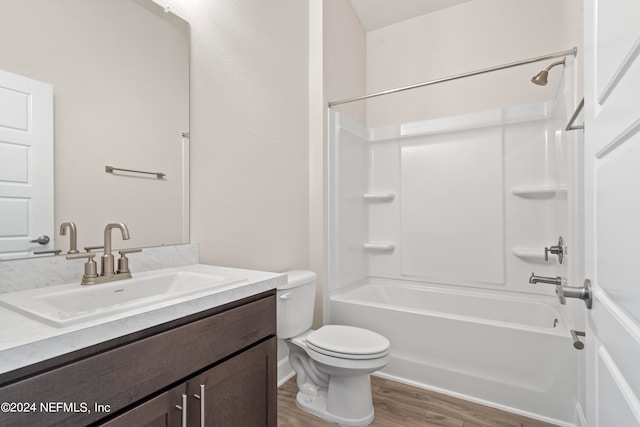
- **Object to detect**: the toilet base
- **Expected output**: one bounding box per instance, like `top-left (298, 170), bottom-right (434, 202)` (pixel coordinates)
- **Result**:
top-left (295, 392), bottom-right (374, 427)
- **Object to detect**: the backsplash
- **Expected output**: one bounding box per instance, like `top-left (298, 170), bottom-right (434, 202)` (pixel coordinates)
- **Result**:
top-left (0, 244), bottom-right (199, 293)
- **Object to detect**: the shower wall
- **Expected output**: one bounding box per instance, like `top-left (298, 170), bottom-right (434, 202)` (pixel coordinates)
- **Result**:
top-left (328, 68), bottom-right (579, 302)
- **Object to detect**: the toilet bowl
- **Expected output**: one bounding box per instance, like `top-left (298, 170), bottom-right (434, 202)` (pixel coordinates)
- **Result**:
top-left (278, 271), bottom-right (390, 426)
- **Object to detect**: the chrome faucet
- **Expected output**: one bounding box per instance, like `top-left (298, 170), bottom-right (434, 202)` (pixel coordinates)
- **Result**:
top-left (60, 222), bottom-right (79, 254)
top-left (529, 273), bottom-right (562, 286)
top-left (66, 222), bottom-right (141, 285)
top-left (102, 223), bottom-right (130, 277)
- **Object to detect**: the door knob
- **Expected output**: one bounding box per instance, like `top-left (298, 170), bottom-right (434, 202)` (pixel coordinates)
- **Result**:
top-left (30, 235), bottom-right (50, 245)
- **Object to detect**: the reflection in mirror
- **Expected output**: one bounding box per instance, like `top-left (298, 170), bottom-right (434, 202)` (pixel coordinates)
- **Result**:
top-left (0, 0), bottom-right (189, 259)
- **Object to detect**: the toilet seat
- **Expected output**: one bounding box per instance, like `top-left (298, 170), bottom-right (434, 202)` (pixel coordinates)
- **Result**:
top-left (306, 325), bottom-right (390, 360)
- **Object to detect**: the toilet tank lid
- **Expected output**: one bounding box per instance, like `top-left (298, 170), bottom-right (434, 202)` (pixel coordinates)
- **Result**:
top-left (280, 270), bottom-right (317, 290)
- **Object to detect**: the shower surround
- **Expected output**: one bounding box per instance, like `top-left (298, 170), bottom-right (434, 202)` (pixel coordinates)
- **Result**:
top-left (327, 67), bottom-right (581, 426)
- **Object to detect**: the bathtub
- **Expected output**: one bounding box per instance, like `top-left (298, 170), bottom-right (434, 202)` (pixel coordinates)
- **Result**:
top-left (329, 278), bottom-right (578, 426)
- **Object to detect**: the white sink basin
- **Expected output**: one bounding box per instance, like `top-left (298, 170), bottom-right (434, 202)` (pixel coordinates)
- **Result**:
top-left (0, 271), bottom-right (246, 327)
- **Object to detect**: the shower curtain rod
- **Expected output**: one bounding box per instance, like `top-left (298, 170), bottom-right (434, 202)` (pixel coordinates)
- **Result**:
top-left (328, 47), bottom-right (577, 107)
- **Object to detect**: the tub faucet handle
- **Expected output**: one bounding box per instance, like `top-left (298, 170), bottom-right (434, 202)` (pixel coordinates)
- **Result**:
top-left (544, 236), bottom-right (564, 264)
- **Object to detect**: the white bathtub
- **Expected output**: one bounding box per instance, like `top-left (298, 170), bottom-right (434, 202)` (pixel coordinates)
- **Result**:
top-left (329, 278), bottom-right (578, 426)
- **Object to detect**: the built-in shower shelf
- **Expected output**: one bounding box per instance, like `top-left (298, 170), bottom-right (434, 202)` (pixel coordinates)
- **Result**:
top-left (512, 247), bottom-right (547, 261)
top-left (511, 185), bottom-right (568, 198)
top-left (363, 242), bottom-right (396, 251)
top-left (363, 193), bottom-right (395, 202)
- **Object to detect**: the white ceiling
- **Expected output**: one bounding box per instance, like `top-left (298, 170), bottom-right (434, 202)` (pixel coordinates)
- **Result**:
top-left (348, 0), bottom-right (472, 32)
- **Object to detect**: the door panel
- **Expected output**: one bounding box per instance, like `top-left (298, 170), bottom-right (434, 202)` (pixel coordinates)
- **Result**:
top-left (100, 384), bottom-right (185, 427)
top-left (187, 338), bottom-right (277, 427)
top-left (0, 69), bottom-right (53, 258)
top-left (585, 0), bottom-right (640, 425)
top-left (595, 0), bottom-right (640, 103)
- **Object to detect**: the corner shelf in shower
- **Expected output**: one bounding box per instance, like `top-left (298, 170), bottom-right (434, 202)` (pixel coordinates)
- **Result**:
top-left (363, 242), bottom-right (396, 251)
top-left (363, 193), bottom-right (395, 202)
top-left (510, 185), bottom-right (568, 199)
top-left (512, 247), bottom-right (548, 261)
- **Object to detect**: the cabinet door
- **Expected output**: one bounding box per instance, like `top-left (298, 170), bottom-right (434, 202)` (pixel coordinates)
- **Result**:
top-left (100, 385), bottom-right (186, 427)
top-left (187, 337), bottom-right (277, 427)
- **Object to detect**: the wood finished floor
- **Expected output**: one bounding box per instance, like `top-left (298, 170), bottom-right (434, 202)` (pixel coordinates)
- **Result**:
top-left (278, 376), bottom-right (558, 427)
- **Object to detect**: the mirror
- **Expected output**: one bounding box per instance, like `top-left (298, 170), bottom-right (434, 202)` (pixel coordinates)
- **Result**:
top-left (0, 0), bottom-right (189, 256)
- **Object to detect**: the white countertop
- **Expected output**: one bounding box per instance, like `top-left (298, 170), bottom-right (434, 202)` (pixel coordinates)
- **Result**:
top-left (0, 264), bottom-right (285, 378)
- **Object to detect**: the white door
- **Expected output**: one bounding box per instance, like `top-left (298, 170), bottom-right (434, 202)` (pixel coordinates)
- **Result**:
top-left (584, 0), bottom-right (640, 425)
top-left (0, 69), bottom-right (54, 259)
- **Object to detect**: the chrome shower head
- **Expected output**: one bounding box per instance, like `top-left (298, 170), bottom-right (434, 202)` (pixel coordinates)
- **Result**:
top-left (531, 70), bottom-right (549, 86)
top-left (531, 59), bottom-right (565, 86)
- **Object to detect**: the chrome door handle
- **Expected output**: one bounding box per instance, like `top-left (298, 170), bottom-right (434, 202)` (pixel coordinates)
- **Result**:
top-left (175, 393), bottom-right (188, 427)
top-left (30, 235), bottom-right (50, 245)
top-left (193, 384), bottom-right (205, 427)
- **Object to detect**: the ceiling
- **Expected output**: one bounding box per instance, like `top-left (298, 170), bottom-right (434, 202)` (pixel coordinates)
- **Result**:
top-left (348, 0), bottom-right (472, 32)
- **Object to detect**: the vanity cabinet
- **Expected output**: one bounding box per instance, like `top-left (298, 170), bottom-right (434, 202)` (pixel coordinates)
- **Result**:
top-left (0, 291), bottom-right (276, 427)
top-left (102, 338), bottom-right (275, 427)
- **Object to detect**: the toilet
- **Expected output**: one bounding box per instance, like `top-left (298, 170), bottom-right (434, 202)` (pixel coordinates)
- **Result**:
top-left (278, 270), bottom-right (390, 426)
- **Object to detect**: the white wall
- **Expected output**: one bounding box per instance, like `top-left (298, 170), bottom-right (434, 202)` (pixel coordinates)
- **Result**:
top-left (171, 0), bottom-right (310, 272)
top-left (324, 0), bottom-right (367, 124)
top-left (366, 0), bottom-right (583, 127)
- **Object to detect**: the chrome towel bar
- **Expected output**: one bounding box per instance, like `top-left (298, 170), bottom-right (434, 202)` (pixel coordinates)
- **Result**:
top-left (105, 165), bottom-right (166, 179)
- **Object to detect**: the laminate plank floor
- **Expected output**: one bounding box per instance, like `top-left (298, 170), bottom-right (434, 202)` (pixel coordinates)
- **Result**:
top-left (278, 376), bottom-right (558, 427)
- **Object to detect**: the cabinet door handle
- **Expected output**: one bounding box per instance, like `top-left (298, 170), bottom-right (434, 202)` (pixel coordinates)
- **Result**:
top-left (194, 384), bottom-right (205, 427)
top-left (175, 393), bottom-right (188, 427)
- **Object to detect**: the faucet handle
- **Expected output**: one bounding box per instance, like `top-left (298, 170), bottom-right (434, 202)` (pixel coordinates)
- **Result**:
top-left (117, 248), bottom-right (142, 274)
top-left (84, 245), bottom-right (104, 252)
top-left (119, 248), bottom-right (142, 255)
top-left (66, 252), bottom-right (96, 260)
top-left (66, 252), bottom-right (98, 280)
top-left (544, 236), bottom-right (565, 264)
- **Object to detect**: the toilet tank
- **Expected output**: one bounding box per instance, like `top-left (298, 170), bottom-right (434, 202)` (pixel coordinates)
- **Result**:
top-left (277, 270), bottom-right (317, 339)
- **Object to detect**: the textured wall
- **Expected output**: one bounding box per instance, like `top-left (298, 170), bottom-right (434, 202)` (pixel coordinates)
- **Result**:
top-left (173, 0), bottom-right (311, 272)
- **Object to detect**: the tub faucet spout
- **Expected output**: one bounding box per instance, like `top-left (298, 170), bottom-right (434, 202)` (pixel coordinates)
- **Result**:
top-left (529, 273), bottom-right (562, 286)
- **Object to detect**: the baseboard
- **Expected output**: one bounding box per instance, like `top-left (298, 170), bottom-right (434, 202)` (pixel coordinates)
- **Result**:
top-left (278, 356), bottom-right (295, 387)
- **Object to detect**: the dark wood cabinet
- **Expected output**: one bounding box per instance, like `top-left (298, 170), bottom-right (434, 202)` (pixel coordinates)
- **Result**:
top-left (187, 338), bottom-right (276, 427)
top-left (100, 385), bottom-right (185, 427)
top-left (103, 338), bottom-right (276, 427)
top-left (0, 291), bottom-right (276, 427)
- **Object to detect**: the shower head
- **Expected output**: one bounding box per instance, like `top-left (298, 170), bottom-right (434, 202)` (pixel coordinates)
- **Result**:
top-left (531, 59), bottom-right (565, 86)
